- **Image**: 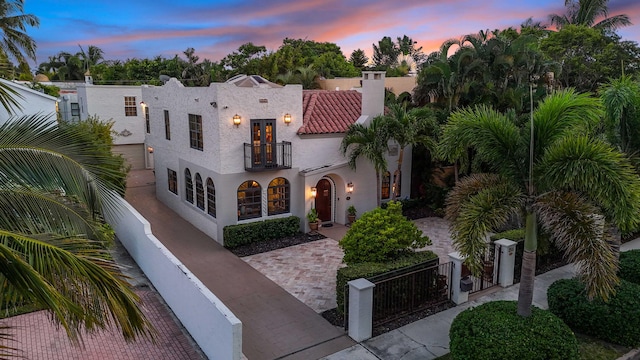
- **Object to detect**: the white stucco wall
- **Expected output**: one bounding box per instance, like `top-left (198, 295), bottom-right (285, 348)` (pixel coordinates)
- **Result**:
top-left (77, 84), bottom-right (145, 145)
top-left (106, 196), bottom-right (242, 360)
top-left (0, 79), bottom-right (57, 124)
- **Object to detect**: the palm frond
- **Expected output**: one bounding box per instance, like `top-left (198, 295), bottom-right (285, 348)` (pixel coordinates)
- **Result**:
top-left (0, 115), bottom-right (123, 218)
top-left (439, 105), bottom-right (526, 182)
top-left (0, 231), bottom-right (156, 343)
top-left (538, 136), bottom-right (640, 232)
top-left (535, 191), bottom-right (618, 300)
top-left (0, 188), bottom-right (105, 241)
top-left (446, 174), bottom-right (525, 273)
top-left (532, 89), bottom-right (603, 157)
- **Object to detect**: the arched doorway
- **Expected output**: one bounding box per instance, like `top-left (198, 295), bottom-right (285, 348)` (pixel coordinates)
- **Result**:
top-left (315, 178), bottom-right (332, 223)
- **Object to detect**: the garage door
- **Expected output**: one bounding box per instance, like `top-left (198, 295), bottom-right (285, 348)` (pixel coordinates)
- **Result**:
top-left (112, 144), bottom-right (145, 170)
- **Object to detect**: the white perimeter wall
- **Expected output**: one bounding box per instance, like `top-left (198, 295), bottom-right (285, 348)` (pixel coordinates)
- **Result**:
top-left (107, 197), bottom-right (242, 360)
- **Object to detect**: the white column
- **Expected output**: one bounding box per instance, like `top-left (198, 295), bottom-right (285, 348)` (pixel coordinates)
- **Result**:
top-left (495, 239), bottom-right (518, 287)
top-left (449, 252), bottom-right (469, 305)
top-left (348, 278), bottom-right (375, 342)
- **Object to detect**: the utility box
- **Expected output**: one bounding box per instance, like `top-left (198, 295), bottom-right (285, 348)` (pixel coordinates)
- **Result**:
top-left (460, 277), bottom-right (473, 292)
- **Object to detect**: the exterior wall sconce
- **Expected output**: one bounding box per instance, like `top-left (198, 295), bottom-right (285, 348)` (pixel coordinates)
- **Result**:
top-left (140, 101), bottom-right (146, 109)
top-left (284, 113), bottom-right (292, 125)
top-left (147, 146), bottom-right (154, 153)
top-left (310, 187), bottom-right (317, 198)
top-left (347, 182), bottom-right (354, 194)
top-left (233, 114), bottom-right (241, 127)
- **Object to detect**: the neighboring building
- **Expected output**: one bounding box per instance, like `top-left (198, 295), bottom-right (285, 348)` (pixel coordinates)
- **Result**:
top-left (142, 71), bottom-right (411, 244)
top-left (0, 78), bottom-right (58, 124)
top-left (317, 76), bottom-right (417, 97)
top-left (77, 79), bottom-right (147, 169)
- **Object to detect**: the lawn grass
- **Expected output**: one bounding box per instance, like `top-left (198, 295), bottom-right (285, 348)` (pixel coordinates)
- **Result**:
top-left (434, 334), bottom-right (630, 360)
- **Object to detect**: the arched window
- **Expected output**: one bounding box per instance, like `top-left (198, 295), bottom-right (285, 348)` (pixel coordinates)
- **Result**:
top-left (207, 178), bottom-right (216, 218)
top-left (185, 169), bottom-right (193, 203)
top-left (268, 177), bottom-right (290, 215)
top-left (381, 171), bottom-right (391, 200)
top-left (393, 170), bottom-right (401, 198)
top-left (195, 173), bottom-right (204, 210)
top-left (238, 180), bottom-right (261, 220)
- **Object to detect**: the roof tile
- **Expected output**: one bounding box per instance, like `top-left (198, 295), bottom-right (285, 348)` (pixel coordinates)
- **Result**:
top-left (298, 90), bottom-right (361, 135)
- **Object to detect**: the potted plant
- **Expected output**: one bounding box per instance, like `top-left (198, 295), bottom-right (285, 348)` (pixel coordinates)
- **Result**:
top-left (307, 208), bottom-right (319, 232)
top-left (347, 205), bottom-right (357, 225)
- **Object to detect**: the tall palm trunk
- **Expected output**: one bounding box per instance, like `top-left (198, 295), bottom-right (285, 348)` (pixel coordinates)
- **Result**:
top-left (517, 212), bottom-right (538, 317)
top-left (375, 171), bottom-right (381, 207)
top-left (607, 224), bottom-right (622, 262)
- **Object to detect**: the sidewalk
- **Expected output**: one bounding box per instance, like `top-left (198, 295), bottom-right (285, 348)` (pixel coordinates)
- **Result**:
top-left (322, 238), bottom-right (640, 359)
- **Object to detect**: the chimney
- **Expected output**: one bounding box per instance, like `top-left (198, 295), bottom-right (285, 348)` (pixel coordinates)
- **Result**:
top-left (361, 71), bottom-right (385, 119)
top-left (84, 69), bottom-right (93, 85)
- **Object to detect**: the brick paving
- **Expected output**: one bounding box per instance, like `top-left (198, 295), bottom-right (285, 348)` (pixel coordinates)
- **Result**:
top-left (1, 290), bottom-right (204, 360)
top-left (241, 218), bottom-right (457, 316)
top-left (242, 238), bottom-right (346, 313)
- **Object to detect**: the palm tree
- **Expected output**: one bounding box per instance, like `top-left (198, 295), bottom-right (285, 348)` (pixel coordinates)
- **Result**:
top-left (0, 0), bottom-right (38, 65)
top-left (600, 75), bottom-right (640, 156)
top-left (341, 116), bottom-right (389, 206)
top-left (385, 104), bottom-right (439, 199)
top-left (0, 115), bottom-right (155, 345)
top-left (549, 0), bottom-right (631, 33)
top-left (440, 89), bottom-right (640, 317)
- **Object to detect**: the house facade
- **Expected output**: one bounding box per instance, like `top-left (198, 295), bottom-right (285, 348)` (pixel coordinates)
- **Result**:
top-left (77, 81), bottom-right (147, 169)
top-left (142, 71), bottom-right (412, 244)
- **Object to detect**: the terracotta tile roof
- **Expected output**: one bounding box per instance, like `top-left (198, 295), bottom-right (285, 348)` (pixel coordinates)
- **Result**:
top-left (297, 90), bottom-right (362, 135)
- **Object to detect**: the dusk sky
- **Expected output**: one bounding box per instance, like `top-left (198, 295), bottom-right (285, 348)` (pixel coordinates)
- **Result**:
top-left (25, 0), bottom-right (640, 66)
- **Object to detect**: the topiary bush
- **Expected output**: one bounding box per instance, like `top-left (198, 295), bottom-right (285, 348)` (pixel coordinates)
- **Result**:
top-left (339, 201), bottom-right (430, 265)
top-left (223, 216), bottom-right (300, 248)
top-left (548, 278), bottom-right (640, 347)
top-left (450, 301), bottom-right (579, 360)
top-left (619, 250), bottom-right (640, 285)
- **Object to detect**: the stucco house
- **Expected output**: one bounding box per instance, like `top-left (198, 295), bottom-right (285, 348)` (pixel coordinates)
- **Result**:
top-left (142, 71), bottom-right (411, 244)
top-left (77, 77), bottom-right (147, 169)
top-left (0, 78), bottom-right (58, 124)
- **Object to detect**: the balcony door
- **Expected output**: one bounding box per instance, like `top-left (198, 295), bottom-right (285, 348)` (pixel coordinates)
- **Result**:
top-left (251, 119), bottom-right (276, 168)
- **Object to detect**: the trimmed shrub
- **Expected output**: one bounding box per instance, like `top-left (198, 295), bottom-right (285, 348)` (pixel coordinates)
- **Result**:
top-left (223, 216), bottom-right (300, 248)
top-left (619, 250), bottom-right (640, 285)
top-left (490, 229), bottom-right (525, 242)
top-left (336, 251), bottom-right (438, 317)
top-left (339, 201), bottom-right (430, 265)
top-left (450, 301), bottom-right (579, 360)
top-left (548, 278), bottom-right (640, 347)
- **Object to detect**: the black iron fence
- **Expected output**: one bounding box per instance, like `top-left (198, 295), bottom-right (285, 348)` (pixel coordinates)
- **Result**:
top-left (465, 244), bottom-right (499, 294)
top-left (344, 261), bottom-right (453, 328)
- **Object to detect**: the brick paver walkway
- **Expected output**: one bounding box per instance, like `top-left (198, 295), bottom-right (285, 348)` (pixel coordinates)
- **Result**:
top-left (242, 217), bottom-right (456, 315)
top-left (1, 291), bottom-right (204, 359)
top-left (242, 239), bottom-right (346, 313)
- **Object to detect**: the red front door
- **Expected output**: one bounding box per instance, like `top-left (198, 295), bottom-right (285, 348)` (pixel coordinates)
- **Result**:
top-left (315, 179), bottom-right (332, 222)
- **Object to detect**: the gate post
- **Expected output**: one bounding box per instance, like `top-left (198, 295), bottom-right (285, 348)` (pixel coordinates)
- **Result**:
top-left (494, 239), bottom-right (518, 287)
top-left (347, 278), bottom-right (375, 342)
top-left (449, 252), bottom-right (469, 305)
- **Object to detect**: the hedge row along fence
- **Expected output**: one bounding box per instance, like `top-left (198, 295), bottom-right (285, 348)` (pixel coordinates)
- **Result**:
top-left (223, 216), bottom-right (300, 248)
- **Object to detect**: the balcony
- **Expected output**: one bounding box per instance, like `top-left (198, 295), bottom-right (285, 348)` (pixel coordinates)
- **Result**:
top-left (244, 141), bottom-right (292, 171)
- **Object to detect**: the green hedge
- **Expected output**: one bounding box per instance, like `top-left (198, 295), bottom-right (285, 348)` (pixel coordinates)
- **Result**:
top-left (450, 301), bottom-right (579, 360)
top-left (223, 216), bottom-right (300, 248)
top-left (336, 251), bottom-right (438, 317)
top-left (548, 278), bottom-right (640, 347)
top-left (619, 250), bottom-right (640, 285)
top-left (489, 229), bottom-right (525, 242)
